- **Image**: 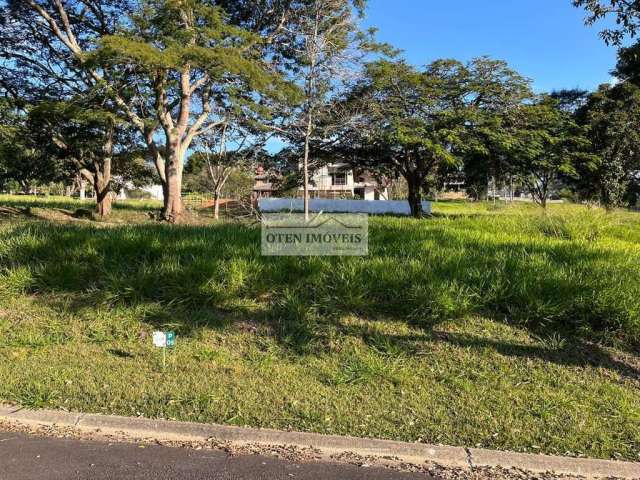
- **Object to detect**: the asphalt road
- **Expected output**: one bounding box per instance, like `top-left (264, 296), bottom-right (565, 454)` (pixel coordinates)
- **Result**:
top-left (0, 431), bottom-right (430, 480)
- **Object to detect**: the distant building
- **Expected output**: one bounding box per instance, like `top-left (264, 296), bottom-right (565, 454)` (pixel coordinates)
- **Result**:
top-left (252, 165), bottom-right (276, 200)
top-left (305, 163), bottom-right (389, 200)
top-left (252, 163), bottom-right (389, 201)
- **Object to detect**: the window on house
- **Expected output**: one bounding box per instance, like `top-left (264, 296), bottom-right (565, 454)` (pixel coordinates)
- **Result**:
top-left (331, 172), bottom-right (347, 186)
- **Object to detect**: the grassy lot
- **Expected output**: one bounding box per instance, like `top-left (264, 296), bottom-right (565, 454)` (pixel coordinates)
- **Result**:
top-left (0, 195), bottom-right (639, 460)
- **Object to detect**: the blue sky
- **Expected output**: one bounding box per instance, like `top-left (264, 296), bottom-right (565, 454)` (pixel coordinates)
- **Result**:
top-left (363, 0), bottom-right (620, 93)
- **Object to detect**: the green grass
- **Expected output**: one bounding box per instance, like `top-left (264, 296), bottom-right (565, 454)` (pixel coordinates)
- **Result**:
top-left (0, 196), bottom-right (639, 460)
top-left (0, 193), bottom-right (162, 212)
top-left (0, 194), bottom-right (163, 224)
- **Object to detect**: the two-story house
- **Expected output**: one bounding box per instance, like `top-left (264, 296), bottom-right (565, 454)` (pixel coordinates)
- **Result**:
top-left (304, 163), bottom-right (389, 200)
top-left (253, 163), bottom-right (389, 201)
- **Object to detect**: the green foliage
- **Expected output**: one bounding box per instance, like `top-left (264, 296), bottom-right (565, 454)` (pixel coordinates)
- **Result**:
top-left (27, 101), bottom-right (114, 164)
top-left (0, 99), bottom-right (62, 191)
top-left (576, 82), bottom-right (640, 208)
top-left (91, 1), bottom-right (300, 106)
top-left (574, 0), bottom-right (640, 45)
top-left (335, 57), bottom-right (531, 216)
top-left (508, 96), bottom-right (591, 207)
top-left (614, 42), bottom-right (640, 84)
top-left (571, 43), bottom-right (640, 209)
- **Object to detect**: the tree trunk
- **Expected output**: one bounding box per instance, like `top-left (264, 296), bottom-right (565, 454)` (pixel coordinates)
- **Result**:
top-left (540, 196), bottom-right (547, 210)
top-left (302, 24), bottom-right (318, 224)
top-left (406, 174), bottom-right (424, 219)
top-left (94, 126), bottom-right (114, 219)
top-left (94, 171), bottom-right (112, 219)
top-left (164, 174), bottom-right (183, 223)
top-left (146, 130), bottom-right (168, 208)
top-left (95, 186), bottom-right (113, 218)
top-left (536, 178), bottom-right (549, 210)
top-left (213, 191), bottom-right (220, 220)
top-left (163, 145), bottom-right (183, 223)
top-left (303, 116), bottom-right (312, 222)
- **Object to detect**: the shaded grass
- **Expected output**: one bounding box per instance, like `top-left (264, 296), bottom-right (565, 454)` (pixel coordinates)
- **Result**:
top-left (0, 198), bottom-right (639, 460)
top-left (0, 194), bottom-right (162, 213)
top-left (2, 204), bottom-right (638, 344)
top-left (0, 194), bottom-right (228, 225)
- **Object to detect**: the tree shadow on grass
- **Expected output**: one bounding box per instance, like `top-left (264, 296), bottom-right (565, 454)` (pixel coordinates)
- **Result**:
top-left (442, 332), bottom-right (640, 381)
top-left (339, 317), bottom-right (640, 383)
top-left (107, 348), bottom-right (135, 358)
top-left (1, 218), bottom-right (639, 367)
top-left (0, 196), bottom-right (159, 212)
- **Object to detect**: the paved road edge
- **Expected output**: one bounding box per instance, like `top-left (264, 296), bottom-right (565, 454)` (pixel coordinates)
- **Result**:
top-left (1, 404), bottom-right (638, 479)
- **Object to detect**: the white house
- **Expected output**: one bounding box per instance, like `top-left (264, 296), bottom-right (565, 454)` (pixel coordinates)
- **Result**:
top-left (303, 163), bottom-right (389, 200)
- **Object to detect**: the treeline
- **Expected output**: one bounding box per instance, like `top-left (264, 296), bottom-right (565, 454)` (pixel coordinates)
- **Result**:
top-left (320, 52), bottom-right (640, 217)
top-left (0, 1), bottom-right (639, 220)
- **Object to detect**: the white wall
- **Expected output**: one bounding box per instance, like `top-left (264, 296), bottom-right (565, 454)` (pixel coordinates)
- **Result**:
top-left (259, 198), bottom-right (432, 216)
top-left (363, 186), bottom-right (375, 201)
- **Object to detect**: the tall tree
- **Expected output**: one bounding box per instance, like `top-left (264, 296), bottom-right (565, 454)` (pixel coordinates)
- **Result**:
top-left (333, 57), bottom-right (530, 217)
top-left (28, 100), bottom-right (142, 217)
top-left (337, 59), bottom-right (463, 217)
top-left (95, 1), bottom-right (298, 221)
top-left (11, 0), bottom-right (297, 222)
top-left (574, 2), bottom-right (640, 208)
top-left (186, 122), bottom-right (266, 219)
top-left (460, 58), bottom-right (534, 203)
top-left (1, 0), bottom-right (135, 210)
top-left (280, 0), bottom-right (372, 220)
top-left (509, 96), bottom-right (590, 209)
top-left (571, 3), bottom-right (640, 207)
top-left (576, 82), bottom-right (640, 208)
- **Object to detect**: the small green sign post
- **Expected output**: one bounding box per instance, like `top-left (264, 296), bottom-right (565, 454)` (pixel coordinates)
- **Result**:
top-left (153, 331), bottom-right (176, 370)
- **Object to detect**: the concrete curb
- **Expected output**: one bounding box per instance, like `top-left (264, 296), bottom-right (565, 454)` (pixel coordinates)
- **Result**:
top-left (1, 404), bottom-right (638, 479)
